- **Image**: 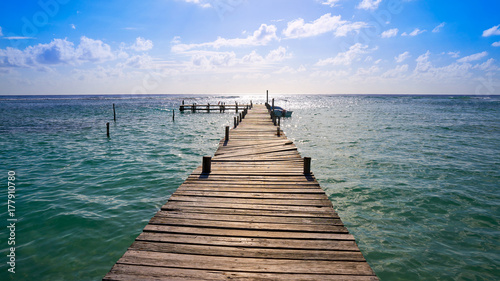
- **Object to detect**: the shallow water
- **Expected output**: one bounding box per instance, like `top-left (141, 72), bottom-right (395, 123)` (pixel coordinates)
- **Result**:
top-left (0, 94), bottom-right (499, 280)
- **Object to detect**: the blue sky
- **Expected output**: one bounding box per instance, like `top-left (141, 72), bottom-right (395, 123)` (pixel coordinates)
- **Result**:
top-left (0, 0), bottom-right (499, 95)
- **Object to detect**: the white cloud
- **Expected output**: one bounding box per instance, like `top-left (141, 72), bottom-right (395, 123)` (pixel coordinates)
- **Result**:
top-left (382, 64), bottom-right (409, 78)
top-left (266, 46), bottom-right (291, 62)
top-left (316, 43), bottom-right (369, 66)
top-left (414, 51), bottom-right (432, 73)
top-left (282, 13), bottom-right (366, 39)
top-left (131, 37), bottom-right (153, 51)
top-left (356, 65), bottom-right (380, 75)
top-left (321, 0), bottom-right (341, 7)
top-left (71, 24), bottom-right (76, 30)
top-left (357, 0), bottom-right (382, 10)
top-left (381, 28), bottom-right (398, 38)
top-left (482, 25), bottom-right (500, 37)
top-left (473, 58), bottom-right (498, 71)
top-left (0, 26), bottom-right (3, 36)
top-left (190, 51), bottom-right (237, 69)
top-left (457, 51), bottom-right (488, 63)
top-left (242, 50), bottom-right (264, 63)
top-left (402, 28), bottom-right (426, 36)
top-left (432, 22), bottom-right (445, 33)
top-left (120, 54), bottom-right (153, 69)
top-left (492, 41), bottom-right (500, 47)
top-left (448, 51), bottom-right (460, 58)
top-left (0, 36), bottom-right (115, 69)
top-left (395, 51), bottom-right (410, 63)
top-left (76, 36), bottom-right (115, 62)
top-left (172, 24), bottom-right (277, 52)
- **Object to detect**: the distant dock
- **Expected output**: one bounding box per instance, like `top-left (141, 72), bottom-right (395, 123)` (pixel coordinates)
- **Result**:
top-left (104, 104), bottom-right (377, 280)
top-left (179, 101), bottom-right (252, 113)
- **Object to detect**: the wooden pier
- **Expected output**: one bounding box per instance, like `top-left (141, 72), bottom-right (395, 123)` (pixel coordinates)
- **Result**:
top-left (104, 104), bottom-right (377, 280)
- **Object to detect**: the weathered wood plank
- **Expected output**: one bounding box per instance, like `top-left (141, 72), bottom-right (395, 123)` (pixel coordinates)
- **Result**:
top-left (115, 251), bottom-right (376, 275)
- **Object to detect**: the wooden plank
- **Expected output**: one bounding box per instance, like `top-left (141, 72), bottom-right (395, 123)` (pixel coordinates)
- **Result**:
top-left (143, 225), bottom-right (351, 238)
top-left (115, 251), bottom-right (376, 275)
top-left (154, 211), bottom-right (340, 224)
top-left (148, 217), bottom-right (347, 232)
top-left (129, 241), bottom-right (366, 261)
top-left (105, 264), bottom-right (379, 281)
top-left (135, 233), bottom-right (358, 249)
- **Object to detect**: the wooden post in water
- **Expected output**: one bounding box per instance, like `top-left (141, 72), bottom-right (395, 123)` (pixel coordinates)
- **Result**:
top-left (202, 156), bottom-right (211, 174)
top-left (172, 109), bottom-right (175, 121)
top-left (236, 102), bottom-right (238, 113)
top-left (192, 103), bottom-right (195, 113)
top-left (304, 157), bottom-right (311, 174)
top-left (106, 122), bottom-right (110, 138)
top-left (207, 103), bottom-right (210, 113)
top-left (225, 126), bottom-right (229, 141)
top-left (113, 104), bottom-right (116, 122)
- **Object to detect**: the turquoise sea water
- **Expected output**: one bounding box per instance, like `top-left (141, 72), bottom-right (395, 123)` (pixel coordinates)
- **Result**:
top-left (0, 94), bottom-right (499, 280)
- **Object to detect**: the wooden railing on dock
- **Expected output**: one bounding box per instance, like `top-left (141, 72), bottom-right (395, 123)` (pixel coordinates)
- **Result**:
top-left (103, 104), bottom-right (378, 280)
top-left (179, 102), bottom-right (252, 113)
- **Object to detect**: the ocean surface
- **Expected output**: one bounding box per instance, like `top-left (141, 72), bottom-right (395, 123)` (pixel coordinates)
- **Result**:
top-left (0, 94), bottom-right (499, 280)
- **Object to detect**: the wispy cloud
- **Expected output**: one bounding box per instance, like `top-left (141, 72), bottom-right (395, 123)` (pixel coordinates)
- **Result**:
top-left (381, 28), bottom-right (398, 38)
top-left (482, 25), bottom-right (500, 37)
top-left (402, 28), bottom-right (426, 37)
top-left (493, 41), bottom-right (500, 47)
top-left (395, 51), bottom-right (410, 63)
top-left (316, 43), bottom-right (370, 66)
top-left (0, 26), bottom-right (3, 37)
top-left (320, 0), bottom-right (341, 7)
top-left (181, 0), bottom-right (211, 8)
top-left (2, 36), bottom-right (36, 40)
top-left (457, 51), bottom-right (488, 63)
top-left (71, 24), bottom-right (76, 30)
top-left (432, 22), bottom-right (445, 33)
top-left (282, 13), bottom-right (366, 39)
top-left (357, 0), bottom-right (382, 10)
top-left (172, 24), bottom-right (278, 52)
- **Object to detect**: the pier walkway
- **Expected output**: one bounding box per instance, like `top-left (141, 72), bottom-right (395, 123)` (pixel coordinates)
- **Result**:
top-left (104, 104), bottom-right (377, 280)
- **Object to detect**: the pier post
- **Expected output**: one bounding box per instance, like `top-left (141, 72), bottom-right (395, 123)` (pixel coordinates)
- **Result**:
top-left (202, 156), bottom-right (212, 174)
top-left (251, 100), bottom-right (253, 109)
top-left (304, 157), bottom-right (311, 174)
top-left (113, 104), bottom-right (116, 122)
top-left (266, 90), bottom-right (268, 104)
top-left (207, 103), bottom-right (210, 113)
top-left (172, 109), bottom-right (175, 121)
top-left (239, 113), bottom-right (242, 121)
top-left (106, 122), bottom-right (110, 138)
top-left (192, 103), bottom-right (195, 113)
top-left (278, 116), bottom-right (281, 127)
top-left (236, 102), bottom-right (238, 113)
top-left (277, 126), bottom-right (281, 137)
top-left (272, 98), bottom-right (274, 110)
top-left (234, 117), bottom-right (237, 128)
top-left (225, 126), bottom-right (230, 141)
